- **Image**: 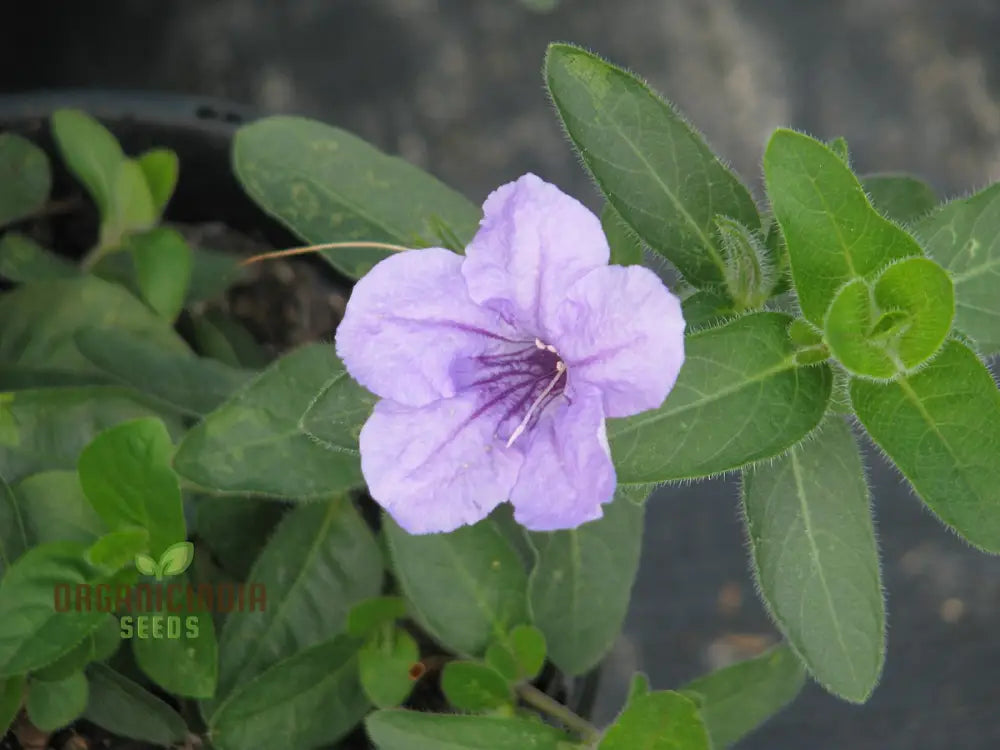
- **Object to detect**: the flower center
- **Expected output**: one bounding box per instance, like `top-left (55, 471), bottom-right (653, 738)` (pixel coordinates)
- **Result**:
top-left (466, 337), bottom-right (568, 447)
top-left (507, 347), bottom-right (566, 447)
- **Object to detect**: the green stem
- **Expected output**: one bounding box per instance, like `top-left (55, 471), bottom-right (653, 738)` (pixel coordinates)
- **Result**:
top-left (80, 245), bottom-right (103, 271)
top-left (516, 682), bottom-right (601, 744)
top-left (80, 239), bottom-right (115, 271)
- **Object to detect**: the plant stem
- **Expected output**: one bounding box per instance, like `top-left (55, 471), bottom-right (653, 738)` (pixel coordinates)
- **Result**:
top-left (80, 243), bottom-right (107, 271)
top-left (516, 682), bottom-right (602, 744)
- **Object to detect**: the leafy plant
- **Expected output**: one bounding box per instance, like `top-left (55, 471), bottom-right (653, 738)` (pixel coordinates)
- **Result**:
top-left (0, 39), bottom-right (998, 750)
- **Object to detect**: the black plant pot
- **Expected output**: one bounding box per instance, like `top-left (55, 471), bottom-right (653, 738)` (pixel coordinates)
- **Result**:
top-left (0, 91), bottom-right (599, 750)
top-left (0, 91), bottom-right (296, 249)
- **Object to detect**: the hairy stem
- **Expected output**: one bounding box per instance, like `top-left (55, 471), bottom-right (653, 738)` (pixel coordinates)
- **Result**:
top-left (240, 240), bottom-right (410, 266)
top-left (516, 682), bottom-right (602, 744)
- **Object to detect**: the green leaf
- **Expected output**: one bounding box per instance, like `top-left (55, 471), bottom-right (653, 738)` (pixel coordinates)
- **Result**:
top-left (483, 642), bottom-right (519, 684)
top-left (136, 148), bottom-right (179, 215)
top-left (158, 540), bottom-right (194, 577)
top-left (385, 516), bottom-right (529, 657)
top-left (0, 542), bottom-right (111, 677)
top-left (0, 471), bottom-right (27, 577)
top-left (232, 116), bottom-right (481, 278)
top-left (0, 133), bottom-right (51, 227)
top-left (788, 318), bottom-right (823, 348)
top-left (680, 289), bottom-right (735, 331)
top-left (190, 309), bottom-right (271, 369)
top-left (51, 109), bottom-right (125, 218)
top-left (347, 596), bottom-right (409, 638)
top-left (0, 675), bottom-right (24, 736)
top-left (743, 419), bottom-right (884, 701)
top-left (126, 228), bottom-right (193, 322)
top-left (601, 203), bottom-right (643, 266)
top-left (441, 661), bottom-right (512, 712)
top-left (862, 173), bottom-right (937, 224)
top-left (545, 43), bottom-right (760, 288)
top-left (851, 340), bottom-right (1000, 551)
top-left (359, 627), bottom-right (420, 708)
top-left (500, 624), bottom-right (546, 682)
top-left (130, 572), bottom-right (218, 699)
top-left (609, 312), bottom-right (833, 482)
top-left (527, 489), bottom-right (642, 676)
top-left (206, 635), bottom-right (369, 750)
top-left (627, 672), bottom-right (651, 702)
top-left (75, 327), bottom-right (254, 417)
top-left (89, 614), bottom-right (123, 661)
top-left (15, 470), bottom-right (105, 546)
top-left (186, 246), bottom-right (250, 305)
top-left (100, 159), bottom-right (157, 251)
top-left (0, 232), bottom-right (78, 282)
top-left (192, 495), bottom-right (287, 580)
top-left (86, 528), bottom-right (150, 572)
top-left (915, 182), bottom-right (1000, 355)
top-left (33, 615), bottom-right (121, 682)
top-left (77, 417), bottom-right (185, 558)
top-left (174, 344), bottom-right (372, 497)
top-left (25, 671), bottom-right (88, 731)
top-left (91, 241), bottom-right (245, 308)
top-left (87, 245), bottom-right (137, 291)
top-left (366, 709), bottom-right (572, 750)
top-left (599, 690), bottom-right (710, 750)
top-left (83, 663), bottom-right (188, 746)
top-left (0, 367), bottom-right (111, 391)
top-left (763, 217), bottom-right (791, 295)
top-left (486, 506), bottom-right (538, 574)
top-left (824, 257), bottom-right (954, 379)
top-left (0, 386), bottom-right (175, 486)
top-left (763, 129), bottom-right (922, 326)
top-left (0, 275), bottom-right (188, 374)
top-left (681, 645), bottom-right (806, 748)
top-left (211, 497), bottom-right (382, 705)
top-left (826, 136), bottom-right (850, 163)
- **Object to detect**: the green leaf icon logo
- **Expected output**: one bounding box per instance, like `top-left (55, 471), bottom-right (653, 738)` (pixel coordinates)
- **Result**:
top-left (158, 541), bottom-right (195, 578)
top-left (135, 553), bottom-right (158, 577)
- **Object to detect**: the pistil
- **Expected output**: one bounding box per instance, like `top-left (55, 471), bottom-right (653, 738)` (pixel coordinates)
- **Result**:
top-left (506, 360), bottom-right (566, 447)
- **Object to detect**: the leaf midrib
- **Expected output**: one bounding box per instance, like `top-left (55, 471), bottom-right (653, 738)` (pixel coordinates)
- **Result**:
top-left (949, 255), bottom-right (1000, 285)
top-left (217, 500), bottom-right (341, 702)
top-left (788, 447), bottom-right (862, 692)
top-left (440, 532), bottom-right (518, 652)
top-left (608, 357), bottom-right (796, 438)
top-left (210, 641), bottom-right (359, 734)
top-left (551, 76), bottom-right (728, 277)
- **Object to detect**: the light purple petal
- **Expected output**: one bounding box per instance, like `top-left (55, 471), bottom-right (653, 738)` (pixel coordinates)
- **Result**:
top-left (462, 173), bottom-right (610, 338)
top-left (553, 265), bottom-right (685, 418)
top-left (336, 247), bottom-right (515, 407)
top-left (509, 388), bottom-right (616, 531)
top-left (360, 391), bottom-right (523, 534)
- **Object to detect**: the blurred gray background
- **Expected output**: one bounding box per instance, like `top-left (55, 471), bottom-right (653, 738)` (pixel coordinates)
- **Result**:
top-left (3, 1), bottom-right (999, 748)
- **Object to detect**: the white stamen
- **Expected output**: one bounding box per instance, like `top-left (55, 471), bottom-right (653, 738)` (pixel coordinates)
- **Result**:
top-left (534, 338), bottom-right (558, 353)
top-left (506, 361), bottom-right (566, 447)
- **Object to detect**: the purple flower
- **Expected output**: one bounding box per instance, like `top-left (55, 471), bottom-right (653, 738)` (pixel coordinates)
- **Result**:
top-left (336, 174), bottom-right (685, 534)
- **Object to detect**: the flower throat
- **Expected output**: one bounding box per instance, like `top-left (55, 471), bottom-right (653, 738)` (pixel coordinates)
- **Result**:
top-left (472, 337), bottom-right (568, 447)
